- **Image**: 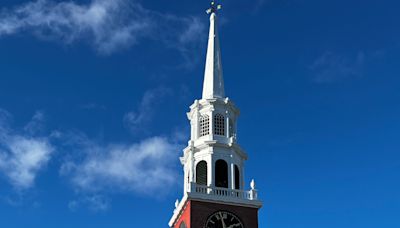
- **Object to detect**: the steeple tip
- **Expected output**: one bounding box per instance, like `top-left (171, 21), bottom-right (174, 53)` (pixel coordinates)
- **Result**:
top-left (202, 1), bottom-right (225, 100)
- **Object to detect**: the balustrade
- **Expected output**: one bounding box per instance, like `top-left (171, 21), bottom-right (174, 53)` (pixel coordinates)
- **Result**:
top-left (190, 183), bottom-right (257, 201)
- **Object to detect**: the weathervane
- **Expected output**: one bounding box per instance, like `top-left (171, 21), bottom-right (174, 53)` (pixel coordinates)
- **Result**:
top-left (206, 0), bottom-right (222, 14)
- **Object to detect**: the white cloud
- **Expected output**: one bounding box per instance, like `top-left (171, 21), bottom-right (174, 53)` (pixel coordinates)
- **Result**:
top-left (0, 0), bottom-right (150, 54)
top-left (24, 110), bottom-right (45, 135)
top-left (68, 194), bottom-right (110, 212)
top-left (60, 135), bottom-right (180, 195)
top-left (175, 17), bottom-right (206, 68)
top-left (309, 51), bottom-right (366, 83)
top-left (179, 17), bottom-right (205, 45)
top-left (0, 0), bottom-right (205, 55)
top-left (0, 109), bottom-right (53, 190)
top-left (123, 87), bottom-right (172, 133)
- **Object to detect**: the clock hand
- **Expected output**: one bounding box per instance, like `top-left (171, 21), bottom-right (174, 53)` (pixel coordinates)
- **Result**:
top-left (227, 223), bottom-right (242, 228)
top-left (219, 212), bottom-right (227, 228)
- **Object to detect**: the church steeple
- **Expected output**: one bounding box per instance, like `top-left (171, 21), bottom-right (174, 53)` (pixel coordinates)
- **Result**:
top-left (169, 2), bottom-right (262, 227)
top-left (202, 1), bottom-right (225, 99)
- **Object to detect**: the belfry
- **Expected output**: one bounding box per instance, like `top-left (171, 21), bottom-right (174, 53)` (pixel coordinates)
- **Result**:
top-left (169, 2), bottom-right (263, 227)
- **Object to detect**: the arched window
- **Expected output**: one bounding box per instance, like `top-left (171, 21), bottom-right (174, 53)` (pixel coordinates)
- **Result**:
top-left (199, 115), bottom-right (210, 137)
top-left (215, 159), bottom-right (228, 188)
top-left (214, 114), bottom-right (225, 136)
top-left (234, 165), bottom-right (240, 190)
top-left (180, 221), bottom-right (187, 228)
top-left (196, 161), bottom-right (208, 186)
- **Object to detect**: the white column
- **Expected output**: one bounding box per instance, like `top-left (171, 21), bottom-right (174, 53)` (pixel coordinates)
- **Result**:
top-left (230, 162), bottom-right (235, 189)
top-left (226, 115), bottom-right (230, 138)
top-left (234, 118), bottom-right (238, 141)
top-left (209, 111), bottom-right (214, 137)
top-left (241, 163), bottom-right (245, 190)
top-left (193, 113), bottom-right (198, 140)
top-left (208, 154), bottom-right (214, 187)
top-left (190, 148), bottom-right (194, 182)
top-left (184, 166), bottom-right (187, 193)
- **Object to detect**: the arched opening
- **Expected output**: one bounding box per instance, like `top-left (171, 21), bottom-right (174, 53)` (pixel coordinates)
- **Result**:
top-left (214, 114), bottom-right (225, 136)
top-left (215, 159), bottom-right (228, 188)
top-left (179, 221), bottom-right (187, 228)
top-left (234, 165), bottom-right (240, 190)
top-left (196, 161), bottom-right (208, 186)
top-left (199, 115), bottom-right (210, 137)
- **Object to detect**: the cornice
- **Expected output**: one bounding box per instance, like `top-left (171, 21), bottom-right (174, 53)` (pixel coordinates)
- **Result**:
top-left (182, 139), bottom-right (248, 161)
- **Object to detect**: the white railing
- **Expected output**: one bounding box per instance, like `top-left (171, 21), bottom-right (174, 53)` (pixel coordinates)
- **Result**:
top-left (190, 183), bottom-right (258, 201)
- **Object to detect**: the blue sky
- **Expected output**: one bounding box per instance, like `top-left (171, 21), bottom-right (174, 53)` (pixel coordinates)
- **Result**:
top-left (0, 0), bottom-right (400, 227)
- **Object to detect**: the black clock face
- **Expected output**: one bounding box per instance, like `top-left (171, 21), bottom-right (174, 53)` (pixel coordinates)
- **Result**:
top-left (205, 211), bottom-right (244, 228)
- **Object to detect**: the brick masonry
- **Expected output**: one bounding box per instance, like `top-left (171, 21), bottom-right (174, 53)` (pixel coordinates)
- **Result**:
top-left (174, 201), bottom-right (191, 228)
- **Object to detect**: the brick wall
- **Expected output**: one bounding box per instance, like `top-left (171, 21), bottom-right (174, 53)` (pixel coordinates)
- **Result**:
top-left (174, 201), bottom-right (191, 228)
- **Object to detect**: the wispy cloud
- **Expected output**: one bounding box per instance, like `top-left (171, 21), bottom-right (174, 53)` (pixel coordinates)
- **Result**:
top-left (251, 0), bottom-right (293, 14)
top-left (0, 0), bottom-right (205, 55)
top-left (0, 87), bottom-right (185, 207)
top-left (124, 87), bottom-right (172, 134)
top-left (68, 194), bottom-right (110, 212)
top-left (309, 51), bottom-right (366, 83)
top-left (0, 0), bottom-right (147, 54)
top-left (60, 134), bottom-right (180, 196)
top-left (174, 17), bottom-right (206, 68)
top-left (0, 109), bottom-right (53, 190)
top-left (23, 110), bottom-right (45, 135)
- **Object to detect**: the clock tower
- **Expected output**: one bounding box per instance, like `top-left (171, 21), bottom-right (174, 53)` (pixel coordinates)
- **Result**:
top-left (169, 2), bottom-right (263, 228)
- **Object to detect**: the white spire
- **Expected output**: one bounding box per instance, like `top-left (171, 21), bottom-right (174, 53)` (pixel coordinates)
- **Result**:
top-left (202, 3), bottom-right (225, 99)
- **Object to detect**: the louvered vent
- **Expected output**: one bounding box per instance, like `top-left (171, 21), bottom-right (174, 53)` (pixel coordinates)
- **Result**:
top-left (196, 161), bottom-right (208, 186)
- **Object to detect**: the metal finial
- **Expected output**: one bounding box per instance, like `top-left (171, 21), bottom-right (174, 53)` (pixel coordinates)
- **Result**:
top-left (206, 0), bottom-right (222, 14)
top-left (250, 179), bottom-right (256, 190)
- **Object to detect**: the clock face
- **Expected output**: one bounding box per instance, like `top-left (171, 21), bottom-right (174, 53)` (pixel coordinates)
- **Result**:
top-left (205, 211), bottom-right (244, 228)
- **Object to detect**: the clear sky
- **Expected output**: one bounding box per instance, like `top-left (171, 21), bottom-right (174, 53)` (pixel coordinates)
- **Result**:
top-left (0, 0), bottom-right (399, 227)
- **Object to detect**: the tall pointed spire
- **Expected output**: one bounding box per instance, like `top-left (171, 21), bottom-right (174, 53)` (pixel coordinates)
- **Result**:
top-left (202, 1), bottom-right (225, 99)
